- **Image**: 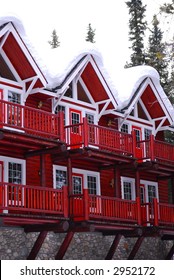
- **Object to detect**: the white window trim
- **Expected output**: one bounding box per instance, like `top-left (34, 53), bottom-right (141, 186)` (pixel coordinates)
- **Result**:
top-left (53, 165), bottom-right (100, 195)
top-left (121, 177), bottom-right (136, 200)
top-left (0, 156), bottom-right (26, 184)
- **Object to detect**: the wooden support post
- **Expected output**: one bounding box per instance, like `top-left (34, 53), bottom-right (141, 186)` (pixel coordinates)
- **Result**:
top-left (171, 177), bottom-right (174, 205)
top-left (115, 167), bottom-right (121, 198)
top-left (150, 134), bottom-right (155, 161)
top-left (131, 130), bottom-right (136, 158)
top-left (67, 157), bottom-right (73, 194)
top-left (55, 231), bottom-right (74, 260)
top-left (165, 243), bottom-right (174, 260)
top-left (63, 186), bottom-right (68, 218)
top-left (135, 170), bottom-right (140, 198)
top-left (83, 117), bottom-right (89, 147)
top-left (27, 231), bottom-right (48, 260)
top-left (127, 236), bottom-right (144, 260)
top-left (59, 111), bottom-right (65, 142)
top-left (40, 154), bottom-right (46, 187)
top-left (136, 197), bottom-right (141, 225)
top-left (153, 198), bottom-right (159, 227)
top-left (84, 189), bottom-right (89, 221)
top-left (105, 234), bottom-right (122, 260)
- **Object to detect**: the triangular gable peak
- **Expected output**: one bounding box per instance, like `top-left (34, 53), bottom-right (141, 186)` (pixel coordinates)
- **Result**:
top-left (0, 20), bottom-right (47, 101)
top-left (120, 77), bottom-right (174, 135)
top-left (53, 54), bottom-right (118, 118)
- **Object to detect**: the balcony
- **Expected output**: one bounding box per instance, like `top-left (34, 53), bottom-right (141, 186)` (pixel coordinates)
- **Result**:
top-left (0, 183), bottom-right (174, 229)
top-left (65, 118), bottom-right (134, 156)
top-left (0, 100), bottom-right (64, 140)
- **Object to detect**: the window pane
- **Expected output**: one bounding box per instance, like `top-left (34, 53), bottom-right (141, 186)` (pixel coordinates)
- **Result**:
top-left (73, 176), bottom-right (82, 194)
top-left (87, 175), bottom-right (97, 194)
top-left (55, 170), bottom-right (67, 189)
top-left (8, 92), bottom-right (21, 104)
top-left (121, 123), bottom-right (128, 134)
top-left (144, 129), bottom-right (152, 140)
top-left (86, 114), bottom-right (94, 124)
top-left (123, 181), bottom-right (132, 200)
top-left (148, 185), bottom-right (156, 203)
top-left (8, 162), bottom-right (22, 184)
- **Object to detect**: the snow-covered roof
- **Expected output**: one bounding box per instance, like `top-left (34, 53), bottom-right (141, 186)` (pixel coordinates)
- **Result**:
top-left (0, 14), bottom-right (174, 122)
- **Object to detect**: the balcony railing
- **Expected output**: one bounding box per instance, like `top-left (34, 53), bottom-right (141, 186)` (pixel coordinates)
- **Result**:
top-left (69, 190), bottom-right (141, 224)
top-left (0, 100), bottom-right (64, 140)
top-left (0, 182), bottom-right (68, 217)
top-left (65, 118), bottom-right (134, 156)
top-left (1, 184), bottom-right (174, 228)
top-left (136, 135), bottom-right (174, 164)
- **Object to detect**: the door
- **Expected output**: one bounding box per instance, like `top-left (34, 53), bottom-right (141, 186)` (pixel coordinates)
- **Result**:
top-left (71, 173), bottom-right (84, 220)
top-left (0, 161), bottom-right (4, 212)
top-left (132, 126), bottom-right (144, 160)
top-left (69, 109), bottom-right (82, 148)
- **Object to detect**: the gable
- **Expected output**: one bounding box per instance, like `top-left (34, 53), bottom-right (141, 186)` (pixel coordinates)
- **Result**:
top-left (0, 21), bottom-right (47, 94)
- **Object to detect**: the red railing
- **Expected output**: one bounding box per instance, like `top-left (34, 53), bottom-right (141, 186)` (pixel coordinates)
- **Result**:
top-left (65, 118), bottom-right (133, 156)
top-left (0, 100), bottom-right (64, 140)
top-left (141, 199), bottom-right (174, 227)
top-left (89, 195), bottom-right (141, 223)
top-left (69, 190), bottom-right (141, 224)
top-left (136, 135), bottom-right (174, 164)
top-left (0, 183), bottom-right (68, 217)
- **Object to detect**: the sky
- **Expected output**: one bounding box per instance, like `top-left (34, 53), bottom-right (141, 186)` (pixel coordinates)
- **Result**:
top-left (0, 0), bottom-right (174, 76)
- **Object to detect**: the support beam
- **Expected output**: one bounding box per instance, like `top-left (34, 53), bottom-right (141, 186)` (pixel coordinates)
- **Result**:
top-left (27, 231), bottom-right (48, 260)
top-left (24, 221), bottom-right (69, 233)
top-left (105, 234), bottom-right (122, 260)
top-left (135, 170), bottom-right (140, 198)
top-left (165, 244), bottom-right (174, 260)
top-left (67, 157), bottom-right (73, 194)
top-left (127, 236), bottom-right (144, 260)
top-left (55, 231), bottom-right (74, 260)
top-left (40, 154), bottom-right (46, 187)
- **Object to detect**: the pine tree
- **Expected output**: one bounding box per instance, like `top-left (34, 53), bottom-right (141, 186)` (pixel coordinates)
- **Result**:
top-left (145, 15), bottom-right (169, 91)
top-left (48, 29), bottom-right (60, 48)
top-left (125, 0), bottom-right (147, 67)
top-left (86, 23), bottom-right (96, 43)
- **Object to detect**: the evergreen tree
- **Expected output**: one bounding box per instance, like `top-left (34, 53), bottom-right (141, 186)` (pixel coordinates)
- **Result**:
top-left (125, 0), bottom-right (147, 67)
top-left (48, 29), bottom-right (60, 48)
top-left (145, 15), bottom-right (169, 91)
top-left (86, 23), bottom-right (96, 43)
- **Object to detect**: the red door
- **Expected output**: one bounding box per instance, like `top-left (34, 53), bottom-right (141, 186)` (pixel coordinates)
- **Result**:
top-left (71, 173), bottom-right (84, 220)
top-left (132, 126), bottom-right (144, 160)
top-left (69, 109), bottom-right (82, 148)
top-left (0, 161), bottom-right (4, 212)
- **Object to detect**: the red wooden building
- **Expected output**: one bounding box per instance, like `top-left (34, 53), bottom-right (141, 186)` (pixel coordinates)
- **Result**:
top-left (0, 17), bottom-right (174, 260)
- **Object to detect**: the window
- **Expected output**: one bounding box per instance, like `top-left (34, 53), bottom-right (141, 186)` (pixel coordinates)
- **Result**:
top-left (8, 92), bottom-right (21, 104)
top-left (123, 182), bottom-right (132, 200)
top-left (73, 175), bottom-right (82, 194)
top-left (144, 128), bottom-right (152, 140)
top-left (87, 175), bottom-right (97, 195)
top-left (121, 177), bottom-right (135, 200)
top-left (147, 185), bottom-right (157, 203)
top-left (121, 123), bottom-right (129, 134)
top-left (86, 113), bottom-right (94, 124)
top-left (55, 170), bottom-right (67, 189)
top-left (55, 105), bottom-right (66, 125)
top-left (8, 162), bottom-right (22, 184)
